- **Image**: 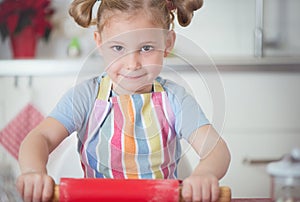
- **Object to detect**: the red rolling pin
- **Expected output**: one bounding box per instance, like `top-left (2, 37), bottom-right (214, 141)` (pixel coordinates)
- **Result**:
top-left (52, 178), bottom-right (231, 202)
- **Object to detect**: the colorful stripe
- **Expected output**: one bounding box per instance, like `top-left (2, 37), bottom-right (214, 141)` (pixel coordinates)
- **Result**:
top-left (142, 93), bottom-right (163, 178)
top-left (152, 92), bottom-right (170, 178)
top-left (97, 76), bottom-right (111, 100)
top-left (161, 92), bottom-right (177, 178)
top-left (80, 99), bottom-right (111, 178)
top-left (110, 97), bottom-right (125, 178)
top-left (132, 95), bottom-right (151, 178)
top-left (97, 111), bottom-right (112, 178)
top-left (119, 95), bottom-right (139, 178)
top-left (81, 76), bottom-right (178, 179)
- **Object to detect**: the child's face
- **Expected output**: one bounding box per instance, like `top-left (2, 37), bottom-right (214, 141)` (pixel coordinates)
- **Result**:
top-left (94, 11), bottom-right (175, 94)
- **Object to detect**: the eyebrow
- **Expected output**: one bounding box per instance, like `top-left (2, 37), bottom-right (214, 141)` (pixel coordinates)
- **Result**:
top-left (106, 40), bottom-right (158, 46)
top-left (140, 41), bottom-right (158, 45)
top-left (105, 41), bottom-right (126, 46)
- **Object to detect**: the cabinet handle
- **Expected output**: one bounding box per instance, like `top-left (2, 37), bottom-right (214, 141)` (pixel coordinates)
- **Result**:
top-left (243, 157), bottom-right (281, 165)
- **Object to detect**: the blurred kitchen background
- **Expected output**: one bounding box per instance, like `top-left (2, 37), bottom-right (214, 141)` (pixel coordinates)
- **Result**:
top-left (1, 0), bottom-right (300, 199)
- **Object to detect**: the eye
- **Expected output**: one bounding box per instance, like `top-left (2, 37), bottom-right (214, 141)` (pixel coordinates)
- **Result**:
top-left (141, 45), bottom-right (154, 52)
top-left (112, 45), bottom-right (124, 52)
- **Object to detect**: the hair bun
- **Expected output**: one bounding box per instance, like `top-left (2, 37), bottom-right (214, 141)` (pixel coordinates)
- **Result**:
top-left (69, 0), bottom-right (97, 28)
top-left (174, 0), bottom-right (203, 27)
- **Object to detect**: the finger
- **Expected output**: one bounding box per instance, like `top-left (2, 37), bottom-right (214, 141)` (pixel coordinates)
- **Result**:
top-left (42, 177), bottom-right (54, 202)
top-left (16, 177), bottom-right (24, 199)
top-left (23, 181), bottom-right (34, 202)
top-left (33, 178), bottom-right (43, 202)
top-left (211, 182), bottom-right (220, 202)
top-left (201, 182), bottom-right (211, 202)
top-left (191, 183), bottom-right (202, 202)
top-left (182, 182), bottom-right (193, 202)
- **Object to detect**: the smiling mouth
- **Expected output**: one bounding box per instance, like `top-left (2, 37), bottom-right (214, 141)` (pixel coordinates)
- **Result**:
top-left (121, 73), bottom-right (146, 79)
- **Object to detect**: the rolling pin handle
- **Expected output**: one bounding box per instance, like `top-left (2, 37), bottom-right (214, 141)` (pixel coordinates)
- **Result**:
top-left (52, 185), bottom-right (59, 202)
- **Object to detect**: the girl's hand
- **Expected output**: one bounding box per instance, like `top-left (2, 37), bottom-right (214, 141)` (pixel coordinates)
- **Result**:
top-left (16, 172), bottom-right (55, 202)
top-left (181, 174), bottom-right (220, 202)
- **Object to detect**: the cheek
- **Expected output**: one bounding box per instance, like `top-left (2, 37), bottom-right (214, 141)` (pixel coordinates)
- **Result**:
top-left (143, 51), bottom-right (164, 65)
top-left (144, 60), bottom-right (163, 75)
top-left (103, 52), bottom-right (119, 66)
top-left (105, 61), bottom-right (122, 81)
top-left (106, 63), bottom-right (120, 75)
top-left (103, 53), bottom-right (124, 73)
top-left (148, 65), bottom-right (163, 76)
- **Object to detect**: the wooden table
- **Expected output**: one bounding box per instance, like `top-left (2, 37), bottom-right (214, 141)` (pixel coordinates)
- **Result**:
top-left (232, 199), bottom-right (272, 202)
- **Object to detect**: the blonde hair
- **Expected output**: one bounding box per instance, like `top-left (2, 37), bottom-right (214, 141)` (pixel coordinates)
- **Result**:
top-left (69, 0), bottom-right (203, 31)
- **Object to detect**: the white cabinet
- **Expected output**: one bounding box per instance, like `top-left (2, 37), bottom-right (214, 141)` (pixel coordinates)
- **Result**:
top-left (212, 72), bottom-right (300, 198)
top-left (222, 133), bottom-right (300, 198)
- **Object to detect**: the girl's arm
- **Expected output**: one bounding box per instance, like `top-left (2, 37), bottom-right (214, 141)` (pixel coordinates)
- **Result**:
top-left (181, 124), bottom-right (231, 202)
top-left (17, 117), bottom-right (69, 202)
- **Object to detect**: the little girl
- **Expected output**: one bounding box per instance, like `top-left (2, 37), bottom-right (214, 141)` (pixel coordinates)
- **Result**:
top-left (17, 0), bottom-right (230, 201)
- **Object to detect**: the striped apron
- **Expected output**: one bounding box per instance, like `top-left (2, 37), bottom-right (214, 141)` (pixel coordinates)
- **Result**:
top-left (80, 76), bottom-right (180, 179)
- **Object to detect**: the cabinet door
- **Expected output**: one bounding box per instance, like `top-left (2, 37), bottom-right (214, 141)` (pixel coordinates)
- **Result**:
top-left (222, 72), bottom-right (300, 197)
top-left (221, 133), bottom-right (300, 198)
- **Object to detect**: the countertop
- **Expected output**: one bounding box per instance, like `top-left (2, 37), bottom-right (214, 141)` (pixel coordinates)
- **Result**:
top-left (0, 56), bottom-right (300, 77)
top-left (232, 199), bottom-right (271, 202)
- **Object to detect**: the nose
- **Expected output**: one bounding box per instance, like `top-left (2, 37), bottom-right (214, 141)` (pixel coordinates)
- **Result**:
top-left (126, 51), bottom-right (141, 71)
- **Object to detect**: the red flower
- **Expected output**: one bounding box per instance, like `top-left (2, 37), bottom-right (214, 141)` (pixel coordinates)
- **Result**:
top-left (0, 0), bottom-right (55, 42)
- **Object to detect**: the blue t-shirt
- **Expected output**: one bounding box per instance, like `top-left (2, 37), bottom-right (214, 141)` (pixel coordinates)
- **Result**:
top-left (49, 75), bottom-right (210, 141)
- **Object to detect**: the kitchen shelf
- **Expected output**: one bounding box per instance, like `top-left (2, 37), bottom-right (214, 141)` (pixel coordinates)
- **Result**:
top-left (0, 58), bottom-right (103, 77)
top-left (0, 56), bottom-right (300, 77)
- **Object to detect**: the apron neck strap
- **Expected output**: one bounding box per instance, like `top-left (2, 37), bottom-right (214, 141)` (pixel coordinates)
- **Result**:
top-left (97, 76), bottom-right (112, 100)
top-left (97, 76), bottom-right (164, 100)
top-left (153, 80), bottom-right (164, 92)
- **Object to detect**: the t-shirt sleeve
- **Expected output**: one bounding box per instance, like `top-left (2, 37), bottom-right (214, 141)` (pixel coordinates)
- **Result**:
top-left (163, 79), bottom-right (210, 140)
top-left (48, 88), bottom-right (77, 134)
top-left (48, 78), bottom-right (98, 135)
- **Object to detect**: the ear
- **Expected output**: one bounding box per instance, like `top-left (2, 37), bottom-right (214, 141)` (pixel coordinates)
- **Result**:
top-left (164, 30), bottom-right (176, 57)
top-left (94, 31), bottom-right (103, 55)
top-left (94, 31), bottom-right (103, 46)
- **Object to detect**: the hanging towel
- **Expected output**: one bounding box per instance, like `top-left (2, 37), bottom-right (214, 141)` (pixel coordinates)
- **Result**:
top-left (0, 103), bottom-right (44, 159)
